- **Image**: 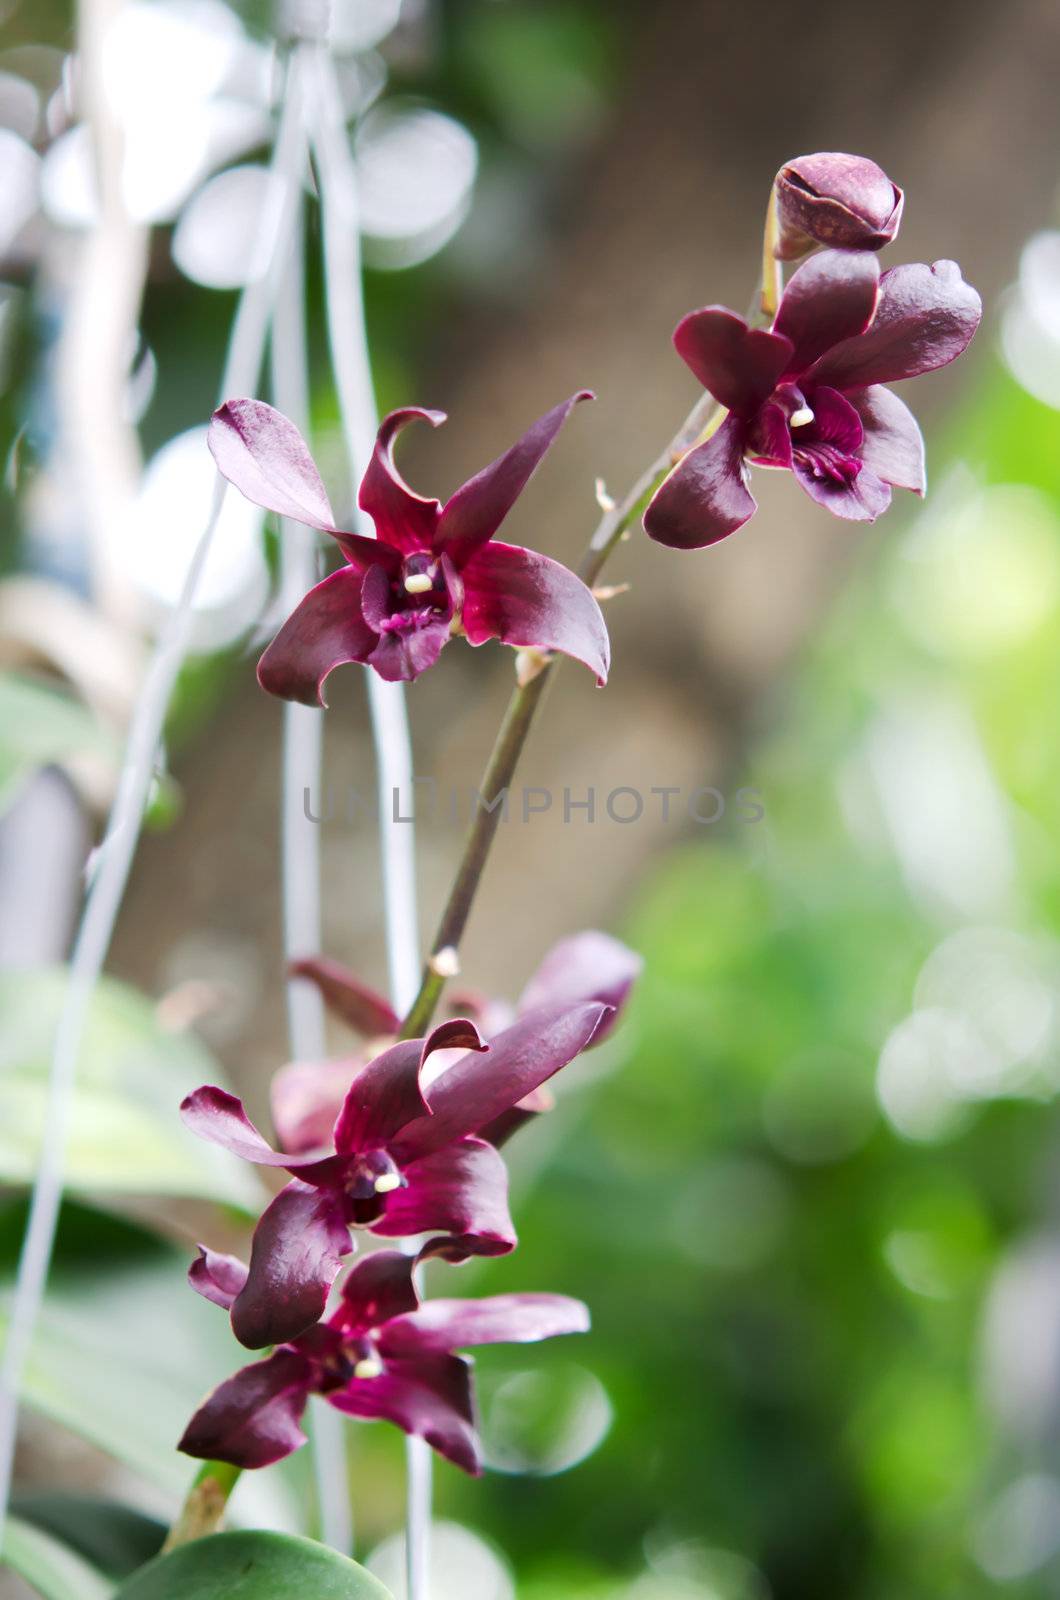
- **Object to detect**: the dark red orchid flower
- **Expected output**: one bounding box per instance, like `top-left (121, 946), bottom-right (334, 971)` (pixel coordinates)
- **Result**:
top-left (181, 1000), bottom-right (608, 1348)
top-left (644, 250), bottom-right (981, 549)
top-left (180, 1248), bottom-right (588, 1474)
top-left (774, 152), bottom-right (903, 260)
top-left (275, 931), bottom-right (643, 1155)
top-left (207, 394), bottom-right (609, 700)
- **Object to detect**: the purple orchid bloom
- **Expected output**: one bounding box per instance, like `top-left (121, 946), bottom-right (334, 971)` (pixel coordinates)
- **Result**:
top-left (643, 250), bottom-right (981, 549)
top-left (274, 931), bottom-right (642, 1155)
top-left (207, 394), bottom-right (609, 699)
top-left (182, 1000), bottom-right (608, 1348)
top-left (774, 152), bottom-right (904, 259)
top-left (180, 1248), bottom-right (588, 1474)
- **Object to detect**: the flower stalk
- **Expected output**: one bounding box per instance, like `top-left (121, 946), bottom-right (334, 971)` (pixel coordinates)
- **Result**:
top-left (398, 384), bottom-right (718, 1041)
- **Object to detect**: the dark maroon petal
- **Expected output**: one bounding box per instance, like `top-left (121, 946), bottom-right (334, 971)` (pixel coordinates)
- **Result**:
top-left (257, 566), bottom-right (380, 708)
top-left (672, 309), bottom-right (792, 418)
top-left (517, 931), bottom-right (642, 1045)
top-left (330, 531), bottom-right (405, 575)
top-left (745, 401), bottom-right (793, 467)
top-left (180, 1086), bottom-right (299, 1166)
top-left (775, 152), bottom-right (903, 260)
top-left (231, 1180), bottom-right (352, 1349)
top-left (328, 1352), bottom-right (480, 1474)
top-left (845, 384), bottom-right (926, 493)
top-left (773, 250), bottom-right (880, 377)
top-left (373, 1138), bottom-right (516, 1261)
top-left (288, 956), bottom-right (399, 1037)
top-left (800, 385), bottom-right (864, 454)
top-left (179, 1348), bottom-right (314, 1469)
top-left (358, 407), bottom-right (444, 556)
top-left (208, 400), bottom-right (337, 530)
top-left (364, 611), bottom-right (452, 683)
top-left (793, 459), bottom-right (892, 521)
top-left (334, 1250), bottom-right (420, 1333)
top-left (380, 1293), bottom-right (590, 1356)
top-left (643, 414), bottom-right (756, 550)
top-left (809, 260), bottom-right (982, 389)
top-left (188, 1245), bottom-right (249, 1311)
top-left (392, 1001), bottom-right (608, 1161)
top-left (271, 1058), bottom-right (362, 1157)
top-left (435, 393), bottom-right (593, 566)
top-left (460, 541), bottom-right (610, 685)
top-left (333, 1018), bottom-right (486, 1156)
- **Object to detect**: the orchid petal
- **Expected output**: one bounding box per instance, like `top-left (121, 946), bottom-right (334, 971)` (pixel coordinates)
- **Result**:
top-left (180, 1085), bottom-right (300, 1166)
top-left (373, 1137), bottom-right (516, 1260)
top-left (673, 309), bottom-right (792, 418)
top-left (460, 541), bottom-right (610, 684)
top-left (188, 1245), bottom-right (248, 1311)
top-left (643, 414), bottom-right (757, 549)
top-left (358, 407), bottom-right (444, 555)
top-left (789, 385), bottom-right (892, 522)
top-left (392, 1001), bottom-right (608, 1161)
top-left (257, 566), bottom-right (379, 708)
top-left (334, 1250), bottom-right (420, 1334)
top-left (271, 1058), bottom-right (362, 1157)
top-left (380, 1292), bottom-right (590, 1355)
top-left (287, 956), bottom-right (399, 1038)
top-left (773, 249), bottom-right (880, 376)
top-left (333, 1018), bottom-right (486, 1155)
top-left (208, 399), bottom-right (337, 530)
top-left (436, 392), bottom-right (593, 565)
top-left (845, 384), bottom-right (926, 493)
top-left (792, 459), bottom-right (892, 521)
top-left (179, 1348), bottom-right (314, 1469)
top-left (518, 931), bottom-right (642, 1044)
top-left (329, 1352), bottom-right (479, 1474)
top-left (231, 1180), bottom-right (352, 1349)
top-left (808, 259), bottom-right (982, 388)
top-left (364, 611), bottom-right (453, 683)
top-left (745, 401), bottom-right (793, 468)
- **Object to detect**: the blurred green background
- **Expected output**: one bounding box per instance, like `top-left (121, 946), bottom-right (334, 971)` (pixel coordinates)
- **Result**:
top-left (3, 1), bottom-right (1060, 1597)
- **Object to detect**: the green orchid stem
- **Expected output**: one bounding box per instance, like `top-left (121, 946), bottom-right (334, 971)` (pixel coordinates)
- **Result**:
top-left (399, 386), bottom-right (720, 1042)
top-left (163, 1460), bottom-right (242, 1552)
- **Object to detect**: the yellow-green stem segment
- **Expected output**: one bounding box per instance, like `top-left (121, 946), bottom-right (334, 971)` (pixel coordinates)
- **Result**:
top-left (163, 1460), bottom-right (242, 1552)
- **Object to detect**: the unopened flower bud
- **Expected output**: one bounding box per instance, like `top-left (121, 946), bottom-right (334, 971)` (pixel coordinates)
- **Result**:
top-left (773, 152), bottom-right (903, 261)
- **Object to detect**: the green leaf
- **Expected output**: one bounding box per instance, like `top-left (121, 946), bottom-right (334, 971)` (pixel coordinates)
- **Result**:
top-left (3, 1513), bottom-right (114, 1600)
top-left (113, 1531), bottom-right (392, 1599)
top-left (0, 1201), bottom-right (248, 1495)
top-left (0, 966), bottom-right (263, 1210)
top-left (0, 672), bottom-right (117, 816)
top-left (10, 1493), bottom-right (166, 1580)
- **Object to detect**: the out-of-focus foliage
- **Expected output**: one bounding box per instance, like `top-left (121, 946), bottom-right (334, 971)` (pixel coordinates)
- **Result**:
top-left (0, 673), bottom-right (117, 813)
top-left (438, 355), bottom-right (1060, 1600)
top-left (10, 1493), bottom-right (165, 1580)
top-left (2, 1513), bottom-right (113, 1600)
top-left (0, 1200), bottom-right (250, 1492)
top-left (0, 967), bottom-right (263, 1206)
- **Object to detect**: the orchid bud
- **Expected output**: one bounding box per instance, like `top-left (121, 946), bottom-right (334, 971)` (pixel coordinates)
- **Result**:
top-left (772, 152), bottom-right (903, 260)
